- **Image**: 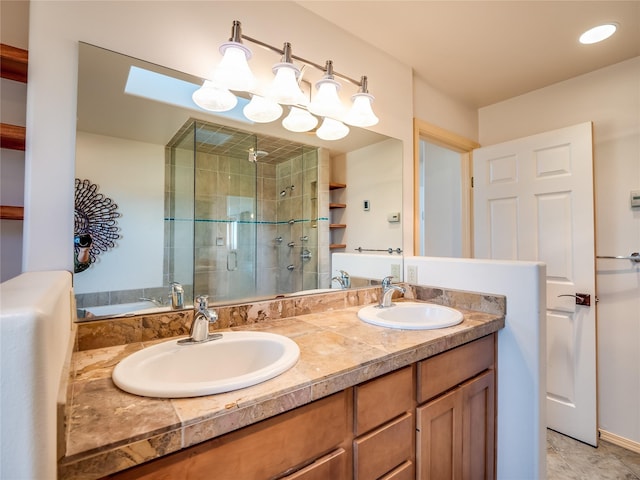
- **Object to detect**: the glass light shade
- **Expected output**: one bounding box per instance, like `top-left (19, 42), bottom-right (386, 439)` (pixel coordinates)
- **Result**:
top-left (344, 93), bottom-right (379, 127)
top-left (192, 81), bottom-right (238, 112)
top-left (243, 95), bottom-right (283, 123)
top-left (308, 78), bottom-right (345, 118)
top-left (316, 117), bottom-right (349, 141)
top-left (213, 42), bottom-right (256, 92)
top-left (282, 107), bottom-right (318, 132)
top-left (269, 62), bottom-right (305, 105)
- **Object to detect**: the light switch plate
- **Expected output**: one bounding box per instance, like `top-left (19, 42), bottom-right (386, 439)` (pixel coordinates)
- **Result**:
top-left (407, 265), bottom-right (417, 283)
top-left (390, 263), bottom-right (401, 281)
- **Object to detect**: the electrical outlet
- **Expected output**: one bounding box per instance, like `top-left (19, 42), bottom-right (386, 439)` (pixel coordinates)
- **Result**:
top-left (390, 263), bottom-right (401, 281)
top-left (407, 265), bottom-right (418, 283)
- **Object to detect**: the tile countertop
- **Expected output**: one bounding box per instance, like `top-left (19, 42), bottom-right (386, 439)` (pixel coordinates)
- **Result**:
top-left (59, 294), bottom-right (505, 479)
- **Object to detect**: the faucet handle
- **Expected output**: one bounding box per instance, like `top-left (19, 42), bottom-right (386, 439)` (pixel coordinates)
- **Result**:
top-left (381, 276), bottom-right (394, 288)
top-left (196, 295), bottom-right (209, 311)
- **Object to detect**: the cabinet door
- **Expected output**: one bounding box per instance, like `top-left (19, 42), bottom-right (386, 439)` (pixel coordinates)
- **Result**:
top-left (416, 388), bottom-right (463, 480)
top-left (462, 370), bottom-right (495, 480)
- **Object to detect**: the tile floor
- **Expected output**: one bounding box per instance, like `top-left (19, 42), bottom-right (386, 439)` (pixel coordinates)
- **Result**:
top-left (547, 429), bottom-right (640, 479)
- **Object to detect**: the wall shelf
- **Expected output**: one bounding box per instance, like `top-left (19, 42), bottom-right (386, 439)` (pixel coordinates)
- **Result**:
top-left (1, 123), bottom-right (26, 151)
top-left (1, 44), bottom-right (28, 83)
top-left (329, 182), bottom-right (346, 250)
top-left (1, 44), bottom-right (28, 224)
top-left (0, 205), bottom-right (24, 220)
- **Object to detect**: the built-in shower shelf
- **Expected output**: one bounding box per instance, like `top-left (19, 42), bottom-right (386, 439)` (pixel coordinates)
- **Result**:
top-left (329, 182), bottom-right (346, 190)
top-left (330, 244), bottom-right (347, 250)
top-left (329, 203), bottom-right (346, 209)
top-left (330, 224), bottom-right (346, 229)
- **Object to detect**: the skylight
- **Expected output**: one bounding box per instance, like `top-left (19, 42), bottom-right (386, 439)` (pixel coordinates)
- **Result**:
top-left (124, 65), bottom-right (252, 124)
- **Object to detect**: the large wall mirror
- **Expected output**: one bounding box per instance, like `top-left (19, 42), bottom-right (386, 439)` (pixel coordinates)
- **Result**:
top-left (74, 43), bottom-right (403, 320)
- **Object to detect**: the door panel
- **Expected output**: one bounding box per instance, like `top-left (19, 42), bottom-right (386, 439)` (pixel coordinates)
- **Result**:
top-left (474, 122), bottom-right (597, 446)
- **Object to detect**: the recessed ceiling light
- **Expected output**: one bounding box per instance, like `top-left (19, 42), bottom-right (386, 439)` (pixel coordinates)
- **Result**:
top-left (579, 23), bottom-right (618, 44)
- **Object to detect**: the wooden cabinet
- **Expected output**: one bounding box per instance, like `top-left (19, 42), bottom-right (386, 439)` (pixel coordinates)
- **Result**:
top-left (281, 448), bottom-right (349, 480)
top-left (353, 365), bottom-right (415, 480)
top-left (104, 336), bottom-right (496, 480)
top-left (416, 334), bottom-right (496, 480)
top-left (106, 391), bottom-right (351, 480)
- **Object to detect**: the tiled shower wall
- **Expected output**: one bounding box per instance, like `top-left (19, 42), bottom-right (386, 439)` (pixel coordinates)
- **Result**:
top-left (273, 149), bottom-right (320, 294)
top-left (165, 146), bottom-right (326, 303)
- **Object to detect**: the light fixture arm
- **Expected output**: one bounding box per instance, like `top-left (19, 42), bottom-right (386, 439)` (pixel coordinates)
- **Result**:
top-left (238, 29), bottom-right (364, 88)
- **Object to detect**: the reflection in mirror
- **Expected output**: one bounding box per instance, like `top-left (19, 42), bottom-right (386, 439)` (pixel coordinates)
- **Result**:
top-left (74, 43), bottom-right (403, 320)
top-left (413, 120), bottom-right (479, 258)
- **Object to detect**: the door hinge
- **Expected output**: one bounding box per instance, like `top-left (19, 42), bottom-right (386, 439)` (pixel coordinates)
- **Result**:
top-left (471, 176), bottom-right (474, 188)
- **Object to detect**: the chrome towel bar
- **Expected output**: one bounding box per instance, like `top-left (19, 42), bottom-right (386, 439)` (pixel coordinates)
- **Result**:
top-left (596, 252), bottom-right (640, 263)
top-left (355, 247), bottom-right (403, 254)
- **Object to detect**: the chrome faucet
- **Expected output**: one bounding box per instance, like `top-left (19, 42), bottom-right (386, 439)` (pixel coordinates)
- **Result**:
top-left (170, 282), bottom-right (184, 309)
top-left (178, 295), bottom-right (220, 345)
top-left (331, 270), bottom-right (351, 289)
top-left (379, 275), bottom-right (406, 308)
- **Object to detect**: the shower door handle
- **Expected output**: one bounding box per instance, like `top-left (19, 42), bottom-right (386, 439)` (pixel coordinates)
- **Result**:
top-left (227, 250), bottom-right (238, 271)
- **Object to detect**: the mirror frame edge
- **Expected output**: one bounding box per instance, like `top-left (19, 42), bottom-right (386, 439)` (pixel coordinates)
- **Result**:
top-left (412, 118), bottom-right (481, 257)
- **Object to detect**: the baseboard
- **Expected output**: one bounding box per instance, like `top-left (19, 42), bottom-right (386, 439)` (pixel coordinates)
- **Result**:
top-left (599, 429), bottom-right (640, 454)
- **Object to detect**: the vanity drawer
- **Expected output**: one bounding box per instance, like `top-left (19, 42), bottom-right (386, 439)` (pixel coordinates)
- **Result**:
top-left (380, 461), bottom-right (414, 480)
top-left (417, 333), bottom-right (495, 403)
top-left (282, 448), bottom-right (348, 480)
top-left (353, 412), bottom-right (414, 480)
top-left (354, 365), bottom-right (413, 435)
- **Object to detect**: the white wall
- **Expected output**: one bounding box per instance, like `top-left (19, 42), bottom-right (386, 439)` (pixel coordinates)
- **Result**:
top-left (413, 75), bottom-right (479, 142)
top-left (332, 138), bottom-right (403, 252)
top-left (0, 271), bottom-right (73, 479)
top-left (74, 132), bottom-right (164, 293)
top-left (479, 57), bottom-right (640, 447)
top-left (404, 255), bottom-right (547, 480)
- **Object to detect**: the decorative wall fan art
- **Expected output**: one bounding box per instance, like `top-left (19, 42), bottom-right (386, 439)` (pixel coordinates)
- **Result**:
top-left (74, 178), bottom-right (122, 273)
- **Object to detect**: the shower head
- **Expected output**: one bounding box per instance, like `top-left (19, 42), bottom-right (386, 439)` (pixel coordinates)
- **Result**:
top-left (248, 148), bottom-right (269, 163)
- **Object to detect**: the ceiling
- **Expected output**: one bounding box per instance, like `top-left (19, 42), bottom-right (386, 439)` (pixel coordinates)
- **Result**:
top-left (296, 1), bottom-right (640, 108)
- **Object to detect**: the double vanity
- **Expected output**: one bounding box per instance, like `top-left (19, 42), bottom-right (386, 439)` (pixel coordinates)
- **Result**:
top-left (58, 284), bottom-right (505, 479)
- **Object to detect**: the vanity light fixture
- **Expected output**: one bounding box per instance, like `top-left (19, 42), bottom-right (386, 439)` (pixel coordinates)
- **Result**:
top-left (316, 117), bottom-right (350, 141)
top-left (193, 20), bottom-right (379, 141)
top-left (308, 60), bottom-right (345, 118)
top-left (192, 80), bottom-right (238, 112)
top-left (579, 23), bottom-right (618, 44)
top-left (344, 76), bottom-right (379, 127)
top-left (243, 94), bottom-right (283, 123)
top-left (282, 106), bottom-right (318, 132)
top-left (268, 43), bottom-right (307, 105)
top-left (213, 20), bottom-right (256, 91)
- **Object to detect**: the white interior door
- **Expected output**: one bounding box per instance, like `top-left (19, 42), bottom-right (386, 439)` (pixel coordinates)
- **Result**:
top-left (473, 122), bottom-right (598, 446)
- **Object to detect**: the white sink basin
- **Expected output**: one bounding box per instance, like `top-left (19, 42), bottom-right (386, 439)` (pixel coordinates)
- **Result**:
top-left (112, 331), bottom-right (300, 398)
top-left (357, 301), bottom-right (464, 330)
